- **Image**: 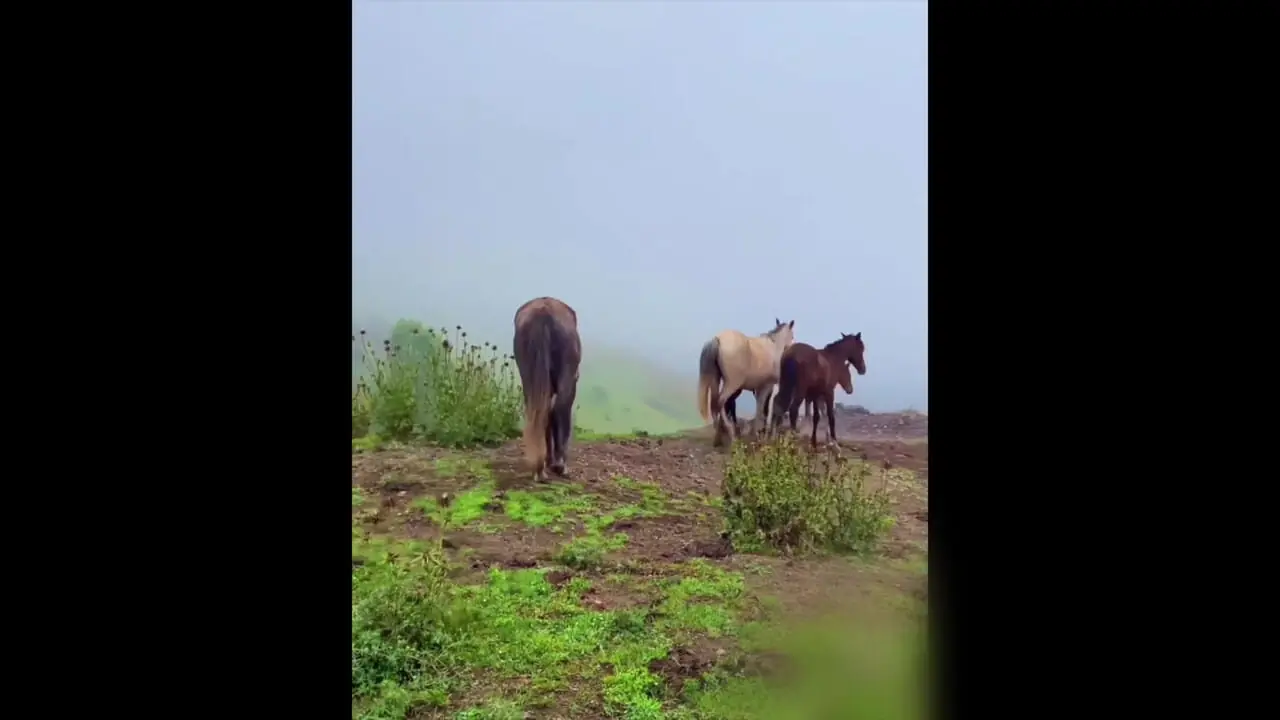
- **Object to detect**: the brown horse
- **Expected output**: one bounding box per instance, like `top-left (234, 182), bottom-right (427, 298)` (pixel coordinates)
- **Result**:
top-left (513, 297), bottom-right (582, 481)
top-left (771, 332), bottom-right (867, 447)
top-left (697, 319), bottom-right (795, 445)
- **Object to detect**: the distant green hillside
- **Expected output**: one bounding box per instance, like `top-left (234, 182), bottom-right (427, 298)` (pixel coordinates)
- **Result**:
top-left (574, 346), bottom-right (702, 435)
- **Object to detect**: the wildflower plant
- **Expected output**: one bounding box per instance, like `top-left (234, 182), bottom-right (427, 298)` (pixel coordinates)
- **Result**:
top-left (352, 321), bottom-right (522, 447)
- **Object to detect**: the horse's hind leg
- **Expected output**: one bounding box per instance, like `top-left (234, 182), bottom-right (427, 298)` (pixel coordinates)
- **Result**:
top-left (716, 379), bottom-right (745, 444)
top-left (549, 375), bottom-right (577, 477)
top-left (787, 392), bottom-right (802, 432)
top-left (810, 397), bottom-right (821, 449)
top-left (724, 389), bottom-right (742, 435)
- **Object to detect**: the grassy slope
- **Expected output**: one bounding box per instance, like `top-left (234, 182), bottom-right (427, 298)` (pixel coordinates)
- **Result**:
top-left (574, 347), bottom-right (702, 435)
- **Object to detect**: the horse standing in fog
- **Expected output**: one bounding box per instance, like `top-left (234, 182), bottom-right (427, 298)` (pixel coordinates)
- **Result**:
top-left (513, 297), bottom-right (582, 481)
top-left (696, 319), bottom-right (795, 445)
top-left (771, 332), bottom-right (867, 448)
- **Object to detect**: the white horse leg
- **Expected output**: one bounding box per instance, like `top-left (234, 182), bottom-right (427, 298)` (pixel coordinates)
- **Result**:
top-left (748, 386), bottom-right (767, 437)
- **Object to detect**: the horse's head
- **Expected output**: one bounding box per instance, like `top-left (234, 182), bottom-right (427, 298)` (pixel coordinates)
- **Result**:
top-left (768, 318), bottom-right (796, 349)
top-left (838, 360), bottom-right (854, 395)
top-left (838, 331), bottom-right (866, 375)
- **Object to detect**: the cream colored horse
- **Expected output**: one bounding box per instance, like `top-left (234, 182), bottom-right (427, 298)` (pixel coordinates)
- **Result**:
top-left (696, 319), bottom-right (795, 444)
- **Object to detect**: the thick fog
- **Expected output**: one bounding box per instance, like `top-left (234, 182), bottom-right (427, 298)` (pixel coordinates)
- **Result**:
top-left (353, 2), bottom-right (927, 412)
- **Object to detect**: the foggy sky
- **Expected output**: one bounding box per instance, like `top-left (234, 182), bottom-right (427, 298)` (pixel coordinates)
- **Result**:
top-left (353, 1), bottom-right (927, 412)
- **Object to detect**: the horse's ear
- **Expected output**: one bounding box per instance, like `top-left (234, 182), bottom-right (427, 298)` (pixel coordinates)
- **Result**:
top-left (788, 319), bottom-right (794, 328)
top-left (854, 332), bottom-right (861, 339)
top-left (841, 332), bottom-right (848, 338)
top-left (775, 317), bottom-right (781, 326)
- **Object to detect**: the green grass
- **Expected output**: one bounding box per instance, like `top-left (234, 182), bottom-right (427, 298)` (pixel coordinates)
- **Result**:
top-left (504, 483), bottom-right (598, 530)
top-left (352, 547), bottom-right (681, 718)
top-left (352, 521), bottom-right (923, 720)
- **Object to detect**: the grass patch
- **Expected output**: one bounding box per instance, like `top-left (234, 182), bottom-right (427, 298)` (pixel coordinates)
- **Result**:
top-left (504, 483), bottom-right (598, 529)
top-left (455, 699), bottom-right (526, 719)
top-left (655, 560), bottom-right (747, 639)
top-left (352, 434), bottom-right (386, 453)
top-left (433, 455), bottom-right (494, 480)
top-left (354, 527), bottom-right (736, 719)
top-left (614, 476), bottom-right (670, 516)
top-left (575, 428), bottom-right (645, 442)
top-left (556, 531), bottom-right (630, 570)
top-left (415, 482), bottom-right (496, 527)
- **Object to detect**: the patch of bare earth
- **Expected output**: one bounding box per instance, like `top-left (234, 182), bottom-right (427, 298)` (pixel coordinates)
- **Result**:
top-left (843, 438), bottom-right (928, 560)
top-left (354, 430), bottom-right (927, 574)
top-left (351, 446), bottom-right (471, 532)
top-left (614, 513), bottom-right (732, 564)
top-left (649, 637), bottom-right (735, 694)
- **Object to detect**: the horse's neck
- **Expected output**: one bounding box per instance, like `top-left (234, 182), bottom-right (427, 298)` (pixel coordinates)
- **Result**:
top-left (818, 348), bottom-right (843, 385)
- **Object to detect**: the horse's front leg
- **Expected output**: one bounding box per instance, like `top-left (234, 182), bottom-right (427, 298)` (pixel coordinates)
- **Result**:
top-left (764, 383), bottom-right (779, 436)
top-left (810, 396), bottom-right (821, 448)
top-left (825, 393), bottom-right (838, 446)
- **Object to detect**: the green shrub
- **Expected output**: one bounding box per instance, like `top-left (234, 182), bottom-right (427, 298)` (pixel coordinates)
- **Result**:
top-left (721, 434), bottom-right (896, 555)
top-left (351, 537), bottom-right (476, 717)
top-left (352, 322), bottom-right (522, 446)
top-left (352, 545), bottom-right (449, 690)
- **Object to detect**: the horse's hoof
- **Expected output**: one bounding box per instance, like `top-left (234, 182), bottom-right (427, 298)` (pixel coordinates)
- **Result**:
top-left (549, 461), bottom-right (566, 477)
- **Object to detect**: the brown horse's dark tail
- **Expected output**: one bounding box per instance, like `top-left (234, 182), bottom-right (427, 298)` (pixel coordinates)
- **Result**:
top-left (697, 337), bottom-right (721, 424)
top-left (515, 312), bottom-right (555, 474)
top-left (771, 353), bottom-right (800, 424)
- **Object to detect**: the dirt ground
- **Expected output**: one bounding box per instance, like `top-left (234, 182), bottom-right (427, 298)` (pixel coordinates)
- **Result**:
top-left (352, 411), bottom-right (928, 618)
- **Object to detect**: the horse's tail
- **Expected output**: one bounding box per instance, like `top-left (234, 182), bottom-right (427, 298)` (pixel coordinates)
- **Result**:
top-left (773, 352), bottom-right (800, 421)
top-left (697, 337), bottom-right (722, 423)
top-left (515, 312), bottom-right (556, 473)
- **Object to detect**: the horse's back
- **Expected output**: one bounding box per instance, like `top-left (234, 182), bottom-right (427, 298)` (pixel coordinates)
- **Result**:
top-left (783, 343), bottom-right (819, 368)
top-left (781, 343), bottom-right (821, 386)
top-left (516, 296), bottom-right (578, 333)
top-left (514, 297), bottom-right (581, 371)
top-left (712, 328), bottom-right (748, 348)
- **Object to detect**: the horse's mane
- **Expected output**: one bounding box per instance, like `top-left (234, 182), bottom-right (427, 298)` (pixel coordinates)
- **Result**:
top-left (821, 334), bottom-right (859, 352)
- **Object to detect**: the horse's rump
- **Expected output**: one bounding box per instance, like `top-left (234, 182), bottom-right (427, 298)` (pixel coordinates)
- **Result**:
top-left (774, 343), bottom-right (817, 412)
top-left (513, 297), bottom-right (581, 473)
